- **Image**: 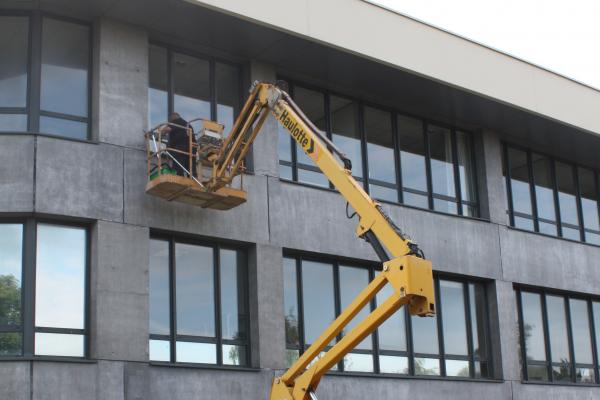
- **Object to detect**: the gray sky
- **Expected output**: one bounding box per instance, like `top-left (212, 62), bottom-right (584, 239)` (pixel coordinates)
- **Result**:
top-left (371, 0), bottom-right (600, 90)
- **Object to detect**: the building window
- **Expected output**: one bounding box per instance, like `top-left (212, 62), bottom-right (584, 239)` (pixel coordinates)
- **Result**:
top-left (0, 220), bottom-right (88, 358)
top-left (148, 236), bottom-right (249, 366)
top-left (283, 255), bottom-right (492, 378)
top-left (503, 144), bottom-right (600, 244)
top-left (148, 44), bottom-right (241, 135)
top-left (517, 287), bottom-right (600, 384)
top-left (277, 80), bottom-right (478, 217)
top-left (0, 14), bottom-right (91, 139)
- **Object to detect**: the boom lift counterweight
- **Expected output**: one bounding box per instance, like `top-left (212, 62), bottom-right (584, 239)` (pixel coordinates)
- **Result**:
top-left (145, 82), bottom-right (436, 400)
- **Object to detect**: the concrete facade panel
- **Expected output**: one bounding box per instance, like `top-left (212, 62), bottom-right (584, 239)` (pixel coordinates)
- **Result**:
top-left (35, 138), bottom-right (124, 222)
top-left (0, 136), bottom-right (34, 212)
top-left (32, 362), bottom-right (98, 400)
top-left (499, 226), bottom-right (600, 294)
top-left (0, 362), bottom-right (30, 400)
top-left (95, 19), bottom-right (149, 149)
top-left (512, 381), bottom-right (600, 400)
top-left (123, 148), bottom-right (270, 244)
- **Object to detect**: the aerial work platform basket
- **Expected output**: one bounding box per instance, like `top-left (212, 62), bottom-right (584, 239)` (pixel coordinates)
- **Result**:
top-left (144, 118), bottom-right (247, 210)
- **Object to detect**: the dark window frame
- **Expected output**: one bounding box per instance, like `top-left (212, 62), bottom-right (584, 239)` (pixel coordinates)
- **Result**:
top-left (503, 143), bottom-right (600, 245)
top-left (276, 78), bottom-right (479, 218)
top-left (0, 217), bottom-right (90, 360)
top-left (283, 252), bottom-right (493, 379)
top-left (516, 286), bottom-right (600, 385)
top-left (148, 232), bottom-right (250, 367)
top-left (0, 10), bottom-right (92, 139)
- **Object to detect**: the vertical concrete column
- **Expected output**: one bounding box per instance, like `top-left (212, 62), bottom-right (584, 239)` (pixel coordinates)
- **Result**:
top-left (91, 221), bottom-right (149, 362)
top-left (478, 130), bottom-right (507, 225)
top-left (491, 280), bottom-right (522, 381)
top-left (248, 60), bottom-right (280, 177)
top-left (93, 18), bottom-right (148, 148)
top-left (249, 243), bottom-right (286, 370)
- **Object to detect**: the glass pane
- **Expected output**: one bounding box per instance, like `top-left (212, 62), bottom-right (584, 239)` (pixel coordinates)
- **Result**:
top-left (173, 53), bottom-right (210, 123)
top-left (39, 116), bottom-right (87, 140)
top-left (552, 364), bottom-right (571, 381)
top-left (445, 359), bottom-right (470, 377)
top-left (0, 224), bottom-right (23, 327)
top-left (398, 115), bottom-right (427, 192)
top-left (456, 131), bottom-right (476, 203)
top-left (546, 295), bottom-right (570, 364)
top-left (364, 106), bottom-right (395, 184)
top-left (286, 349), bottom-right (299, 368)
top-left (176, 341), bottom-right (216, 364)
top-left (35, 333), bottom-right (84, 357)
top-left (440, 280), bottom-right (468, 356)
top-left (532, 154), bottom-right (556, 223)
top-left (411, 287), bottom-right (439, 355)
top-left (520, 292), bottom-right (546, 361)
top-left (527, 363), bottom-right (548, 381)
top-left (562, 226), bottom-right (580, 241)
top-left (343, 352), bottom-right (373, 372)
top-left (403, 191), bottom-right (428, 209)
top-left (414, 357), bottom-right (440, 376)
top-left (149, 339), bottom-right (170, 362)
top-left (377, 283), bottom-right (407, 351)
top-left (301, 260), bottom-right (335, 345)
top-left (576, 367), bottom-right (595, 383)
top-left (0, 17), bottom-right (28, 108)
top-left (283, 258), bottom-right (299, 347)
top-left (0, 114), bottom-right (27, 132)
top-left (175, 243), bottom-right (214, 337)
top-left (433, 198), bottom-right (458, 214)
top-left (514, 215), bottom-right (534, 231)
top-left (294, 86), bottom-right (326, 169)
top-left (148, 45), bottom-right (168, 128)
top-left (594, 302), bottom-right (600, 365)
top-left (428, 125), bottom-right (455, 198)
top-left (41, 18), bottom-right (89, 117)
top-left (35, 224), bottom-right (86, 329)
top-left (220, 249), bottom-right (246, 340)
top-left (339, 265), bottom-right (371, 350)
top-left (539, 221), bottom-right (558, 236)
top-left (278, 125), bottom-right (292, 162)
top-left (279, 164), bottom-right (292, 180)
top-left (223, 344), bottom-right (246, 366)
top-left (507, 148), bottom-right (533, 216)
top-left (469, 284), bottom-right (488, 360)
top-left (330, 96), bottom-right (362, 178)
top-left (379, 355), bottom-right (408, 374)
top-left (369, 185), bottom-right (397, 202)
top-left (555, 162), bottom-right (579, 228)
top-left (585, 232), bottom-right (600, 245)
top-left (149, 239), bottom-right (170, 335)
top-left (0, 332), bottom-right (21, 356)
top-left (569, 299), bottom-right (593, 365)
top-left (216, 63), bottom-right (239, 136)
top-left (298, 168), bottom-right (329, 188)
top-left (462, 203), bottom-right (478, 218)
top-left (578, 168), bottom-right (599, 232)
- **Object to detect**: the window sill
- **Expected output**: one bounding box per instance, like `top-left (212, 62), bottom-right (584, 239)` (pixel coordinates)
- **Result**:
top-left (149, 361), bottom-right (261, 372)
top-left (278, 178), bottom-right (489, 223)
top-left (326, 370), bottom-right (503, 383)
top-left (521, 379), bottom-right (600, 388)
top-left (0, 356), bottom-right (96, 364)
top-left (0, 131), bottom-right (96, 144)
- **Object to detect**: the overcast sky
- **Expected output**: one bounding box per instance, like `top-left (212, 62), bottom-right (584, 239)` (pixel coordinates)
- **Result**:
top-left (371, 0), bottom-right (600, 90)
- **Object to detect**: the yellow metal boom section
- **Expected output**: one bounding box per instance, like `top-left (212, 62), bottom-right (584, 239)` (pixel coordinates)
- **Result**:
top-left (211, 82), bottom-right (435, 400)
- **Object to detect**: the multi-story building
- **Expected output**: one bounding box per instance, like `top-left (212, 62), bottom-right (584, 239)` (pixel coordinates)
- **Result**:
top-left (1, 1), bottom-right (599, 399)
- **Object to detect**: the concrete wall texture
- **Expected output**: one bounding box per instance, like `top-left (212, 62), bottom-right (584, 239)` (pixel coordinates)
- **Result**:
top-left (1, 1), bottom-right (599, 399)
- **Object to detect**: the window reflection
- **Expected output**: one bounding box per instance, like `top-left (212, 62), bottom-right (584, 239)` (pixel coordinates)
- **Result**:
top-left (556, 162), bottom-right (580, 240)
top-left (294, 87), bottom-right (327, 185)
top-left (0, 224), bottom-right (23, 356)
top-left (283, 258), bottom-right (299, 348)
top-left (148, 45), bottom-right (168, 129)
top-left (569, 299), bottom-right (593, 365)
top-left (176, 341), bottom-right (216, 364)
top-left (35, 224), bottom-right (85, 330)
top-left (331, 96), bottom-right (362, 178)
top-left (175, 243), bottom-right (214, 337)
top-left (440, 280), bottom-right (468, 356)
top-left (173, 53), bottom-right (211, 124)
top-left (399, 115), bottom-right (427, 193)
top-left (520, 292), bottom-right (546, 362)
top-left (216, 63), bottom-right (239, 136)
top-left (364, 106), bottom-right (395, 189)
top-left (377, 284), bottom-right (407, 352)
top-left (0, 17), bottom-right (28, 108)
top-left (149, 239), bottom-right (170, 335)
top-left (301, 261), bottom-right (335, 345)
top-left (456, 131), bottom-right (476, 203)
top-left (220, 249), bottom-right (246, 341)
top-left (428, 125), bottom-right (455, 199)
top-left (578, 168), bottom-right (600, 244)
top-left (40, 18), bottom-right (89, 118)
top-left (532, 154), bottom-right (557, 236)
top-left (339, 265), bottom-right (371, 351)
top-left (545, 295), bottom-right (571, 380)
top-left (35, 332), bottom-right (84, 357)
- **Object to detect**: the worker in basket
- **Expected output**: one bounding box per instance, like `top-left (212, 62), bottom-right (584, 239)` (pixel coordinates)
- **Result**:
top-left (161, 112), bottom-right (196, 177)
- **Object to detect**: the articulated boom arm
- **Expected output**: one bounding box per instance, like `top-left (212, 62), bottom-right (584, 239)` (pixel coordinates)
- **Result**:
top-left (212, 82), bottom-right (435, 400)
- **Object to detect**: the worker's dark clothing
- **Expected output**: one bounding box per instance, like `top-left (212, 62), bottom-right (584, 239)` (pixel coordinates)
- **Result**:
top-left (168, 117), bottom-right (195, 176)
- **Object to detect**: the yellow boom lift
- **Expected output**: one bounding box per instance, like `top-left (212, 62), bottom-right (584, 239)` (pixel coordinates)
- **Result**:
top-left (145, 82), bottom-right (436, 400)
